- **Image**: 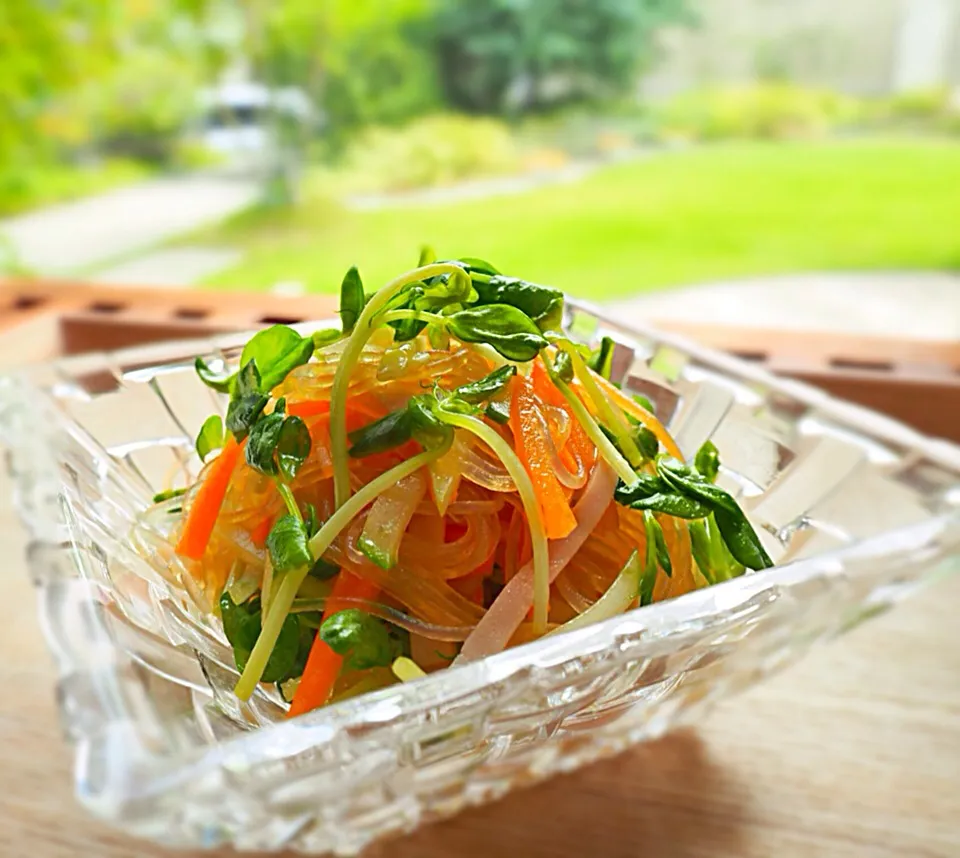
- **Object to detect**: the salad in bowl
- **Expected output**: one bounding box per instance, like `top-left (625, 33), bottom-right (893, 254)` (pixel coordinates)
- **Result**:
top-left (144, 249), bottom-right (773, 717)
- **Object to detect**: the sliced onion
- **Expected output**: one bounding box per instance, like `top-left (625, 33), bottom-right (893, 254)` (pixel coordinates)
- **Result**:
top-left (554, 571), bottom-right (596, 615)
top-left (457, 460), bottom-right (617, 661)
top-left (357, 470), bottom-right (426, 568)
top-left (427, 443), bottom-right (463, 516)
top-left (548, 551), bottom-right (642, 635)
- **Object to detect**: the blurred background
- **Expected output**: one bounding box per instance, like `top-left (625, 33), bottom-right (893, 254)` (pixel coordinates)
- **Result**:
top-left (2, 0), bottom-right (959, 331)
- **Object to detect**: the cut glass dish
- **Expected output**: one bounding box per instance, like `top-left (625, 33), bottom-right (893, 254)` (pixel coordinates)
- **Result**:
top-left (1, 300), bottom-right (959, 854)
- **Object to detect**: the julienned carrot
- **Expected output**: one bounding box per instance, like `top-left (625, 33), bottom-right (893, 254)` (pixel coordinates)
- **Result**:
top-left (250, 514), bottom-right (275, 548)
top-left (532, 358), bottom-right (596, 471)
top-left (287, 397), bottom-right (382, 423)
top-left (510, 375), bottom-right (577, 540)
top-left (175, 438), bottom-right (242, 560)
top-left (287, 571), bottom-right (381, 718)
top-left (286, 400), bottom-right (331, 418)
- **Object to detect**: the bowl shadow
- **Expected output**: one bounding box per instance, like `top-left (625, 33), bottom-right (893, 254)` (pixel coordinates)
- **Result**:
top-left (366, 728), bottom-right (751, 858)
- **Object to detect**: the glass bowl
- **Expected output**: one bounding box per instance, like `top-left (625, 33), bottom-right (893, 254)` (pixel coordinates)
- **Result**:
top-left (1, 299), bottom-right (959, 854)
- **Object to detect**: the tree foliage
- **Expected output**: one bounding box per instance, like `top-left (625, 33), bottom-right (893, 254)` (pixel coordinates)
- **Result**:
top-left (433, 0), bottom-right (694, 113)
top-left (1, 0), bottom-right (217, 166)
top-left (0, 1), bottom-right (116, 164)
top-left (241, 0), bottom-right (439, 134)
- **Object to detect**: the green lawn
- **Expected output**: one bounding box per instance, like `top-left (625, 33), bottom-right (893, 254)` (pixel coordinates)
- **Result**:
top-left (205, 139), bottom-right (960, 299)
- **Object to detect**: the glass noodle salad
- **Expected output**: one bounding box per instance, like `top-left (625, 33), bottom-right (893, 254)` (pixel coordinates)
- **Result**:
top-left (154, 250), bottom-right (772, 717)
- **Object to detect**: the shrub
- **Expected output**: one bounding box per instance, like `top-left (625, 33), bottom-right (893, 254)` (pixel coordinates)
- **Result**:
top-left (515, 103), bottom-right (654, 158)
top-left (323, 24), bottom-right (442, 137)
top-left (340, 114), bottom-right (521, 193)
top-left (882, 87), bottom-right (951, 121)
top-left (75, 49), bottom-right (202, 164)
top-left (656, 83), bottom-right (862, 142)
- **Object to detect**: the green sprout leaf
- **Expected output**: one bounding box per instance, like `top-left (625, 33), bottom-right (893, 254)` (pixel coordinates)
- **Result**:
top-left (245, 409), bottom-right (286, 476)
top-left (455, 256), bottom-right (500, 276)
top-left (338, 266), bottom-right (364, 334)
top-left (407, 394), bottom-right (456, 446)
top-left (587, 336), bottom-right (616, 379)
top-left (633, 393), bottom-right (656, 414)
top-left (626, 491), bottom-right (714, 519)
top-left (225, 360), bottom-right (269, 440)
top-left (309, 557), bottom-right (340, 580)
top-left (614, 473), bottom-right (669, 504)
top-left (418, 245), bottom-right (437, 266)
top-left (455, 365), bottom-right (517, 404)
top-left (427, 323), bottom-right (451, 350)
top-left (485, 398), bottom-right (511, 425)
top-left (348, 408), bottom-right (412, 458)
top-left (152, 487), bottom-right (186, 504)
top-left (219, 592), bottom-right (302, 683)
top-left (312, 328), bottom-right (342, 349)
top-left (651, 515), bottom-right (673, 578)
top-left (276, 416), bottom-right (311, 480)
top-left (657, 458), bottom-right (739, 516)
top-left (266, 514), bottom-right (312, 573)
top-left (656, 457), bottom-right (772, 571)
top-left (713, 507), bottom-right (773, 571)
top-left (348, 394), bottom-right (453, 458)
top-left (319, 609), bottom-right (397, 671)
top-left (640, 512), bottom-right (660, 607)
top-left (689, 519), bottom-right (715, 585)
top-left (196, 414), bottom-right (225, 461)
top-left (414, 267), bottom-right (474, 312)
top-left (194, 357), bottom-right (234, 393)
top-left (472, 275), bottom-right (563, 332)
top-left (552, 350), bottom-right (574, 383)
top-left (633, 426), bottom-right (659, 461)
top-left (446, 303), bottom-right (547, 362)
top-left (695, 440), bottom-right (720, 483)
top-left (240, 325), bottom-right (314, 393)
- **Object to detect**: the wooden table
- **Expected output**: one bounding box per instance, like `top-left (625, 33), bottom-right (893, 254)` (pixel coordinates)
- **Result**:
top-left (2, 472), bottom-right (959, 858)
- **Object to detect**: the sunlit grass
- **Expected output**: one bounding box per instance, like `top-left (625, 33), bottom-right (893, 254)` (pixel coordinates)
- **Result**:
top-left (204, 138), bottom-right (960, 298)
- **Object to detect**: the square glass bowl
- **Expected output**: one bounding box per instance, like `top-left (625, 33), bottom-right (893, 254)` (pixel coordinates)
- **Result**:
top-left (1, 300), bottom-right (959, 854)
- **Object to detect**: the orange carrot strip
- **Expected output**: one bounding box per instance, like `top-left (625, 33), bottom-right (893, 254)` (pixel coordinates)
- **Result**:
top-left (250, 514), bottom-right (276, 548)
top-left (532, 358), bottom-right (596, 470)
top-left (175, 438), bottom-right (242, 560)
top-left (287, 571), bottom-right (381, 718)
top-left (531, 357), bottom-right (567, 408)
top-left (288, 397), bottom-right (384, 423)
top-left (286, 400), bottom-right (331, 418)
top-left (509, 375), bottom-right (577, 540)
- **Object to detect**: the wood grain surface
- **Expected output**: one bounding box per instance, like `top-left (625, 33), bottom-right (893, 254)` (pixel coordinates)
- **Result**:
top-left (2, 473), bottom-right (959, 858)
